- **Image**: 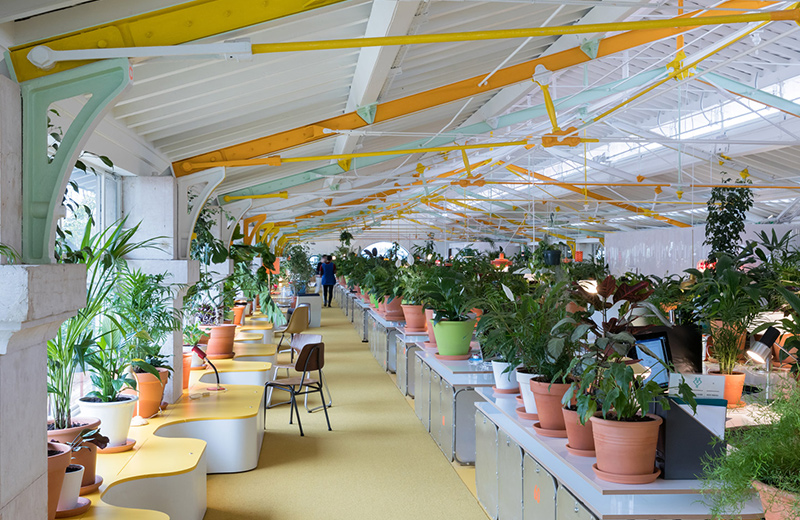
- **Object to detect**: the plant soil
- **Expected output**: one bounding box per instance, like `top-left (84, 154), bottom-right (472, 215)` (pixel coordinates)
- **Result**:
top-left (602, 412), bottom-right (656, 423)
top-left (47, 421), bottom-right (90, 431)
top-left (66, 465), bottom-right (82, 473)
top-left (47, 449), bottom-right (61, 457)
top-left (79, 396), bottom-right (133, 403)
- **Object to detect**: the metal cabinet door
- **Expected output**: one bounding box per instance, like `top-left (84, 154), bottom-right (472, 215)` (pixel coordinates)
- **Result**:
top-left (414, 358), bottom-right (430, 431)
top-left (475, 410), bottom-right (499, 520)
top-left (387, 331), bottom-right (397, 373)
top-left (430, 371), bottom-right (443, 449)
top-left (454, 389), bottom-right (482, 465)
top-left (440, 379), bottom-right (455, 461)
top-left (556, 486), bottom-right (598, 520)
top-left (523, 453), bottom-right (557, 520)
top-left (407, 345), bottom-right (420, 398)
top-left (498, 431), bottom-right (523, 520)
top-left (395, 340), bottom-right (407, 392)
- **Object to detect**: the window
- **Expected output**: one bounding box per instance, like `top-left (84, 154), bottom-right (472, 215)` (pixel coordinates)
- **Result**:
top-left (361, 241), bottom-right (410, 260)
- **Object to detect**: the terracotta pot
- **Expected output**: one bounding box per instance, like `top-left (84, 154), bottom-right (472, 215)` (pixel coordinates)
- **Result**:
top-left (710, 371), bottom-right (746, 408)
top-left (182, 350), bottom-right (192, 389)
top-left (377, 298), bottom-right (387, 316)
top-left (530, 380), bottom-right (571, 432)
top-left (232, 305), bottom-right (246, 325)
top-left (78, 395), bottom-right (138, 447)
top-left (591, 414), bottom-right (663, 483)
top-left (401, 304), bottom-right (426, 332)
top-left (47, 442), bottom-right (71, 520)
top-left (134, 367), bottom-right (169, 418)
top-left (752, 480), bottom-right (799, 520)
top-left (471, 308), bottom-right (484, 327)
top-left (201, 323), bottom-right (237, 359)
top-left (57, 464), bottom-right (84, 511)
top-left (516, 370), bottom-right (539, 414)
top-left (47, 417), bottom-right (100, 488)
top-left (384, 296), bottom-right (405, 321)
top-left (491, 361), bottom-right (518, 390)
top-left (425, 309), bottom-right (437, 346)
top-left (562, 407), bottom-right (596, 455)
top-left (565, 301), bottom-right (585, 315)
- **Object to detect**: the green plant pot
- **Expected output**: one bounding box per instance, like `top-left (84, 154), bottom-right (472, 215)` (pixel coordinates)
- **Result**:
top-left (432, 319), bottom-right (476, 356)
top-left (543, 250), bottom-right (561, 266)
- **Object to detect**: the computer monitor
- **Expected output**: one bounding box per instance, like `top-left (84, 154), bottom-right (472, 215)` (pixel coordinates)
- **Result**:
top-left (643, 324), bottom-right (704, 375)
top-left (632, 332), bottom-right (672, 387)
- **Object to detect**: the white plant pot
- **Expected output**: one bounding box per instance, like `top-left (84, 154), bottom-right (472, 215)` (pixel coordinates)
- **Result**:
top-left (79, 395), bottom-right (138, 446)
top-left (516, 371), bottom-right (539, 414)
top-left (492, 361), bottom-right (518, 390)
top-left (57, 464), bottom-right (84, 511)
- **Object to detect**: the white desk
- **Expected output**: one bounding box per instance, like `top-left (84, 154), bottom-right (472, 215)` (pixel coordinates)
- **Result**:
top-left (474, 387), bottom-right (764, 520)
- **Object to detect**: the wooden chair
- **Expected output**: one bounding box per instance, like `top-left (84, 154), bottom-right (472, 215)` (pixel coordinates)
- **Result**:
top-left (274, 304), bottom-right (309, 350)
top-left (265, 342), bottom-right (332, 436)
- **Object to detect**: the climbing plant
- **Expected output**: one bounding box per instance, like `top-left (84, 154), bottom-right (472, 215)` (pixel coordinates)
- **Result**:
top-left (704, 173), bottom-right (753, 262)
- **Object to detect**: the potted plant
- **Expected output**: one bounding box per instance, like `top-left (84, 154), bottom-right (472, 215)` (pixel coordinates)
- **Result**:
top-left (587, 359), bottom-right (696, 484)
top-left (47, 441), bottom-right (71, 520)
top-left (112, 269), bottom-right (181, 418)
top-left (79, 324), bottom-right (138, 449)
top-left (422, 269), bottom-right (475, 358)
top-left (686, 253), bottom-right (765, 407)
top-left (399, 263), bottom-right (430, 332)
top-left (704, 173), bottom-right (753, 262)
top-left (701, 383), bottom-right (800, 519)
top-left (538, 236), bottom-right (562, 266)
top-left (284, 243), bottom-right (315, 296)
top-left (557, 275), bottom-right (673, 455)
top-left (184, 271), bottom-right (237, 359)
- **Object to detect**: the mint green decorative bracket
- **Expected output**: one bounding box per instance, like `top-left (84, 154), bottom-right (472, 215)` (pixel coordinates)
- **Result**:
top-left (580, 38), bottom-right (601, 60)
top-left (21, 58), bottom-right (132, 264)
top-left (356, 103), bottom-right (377, 125)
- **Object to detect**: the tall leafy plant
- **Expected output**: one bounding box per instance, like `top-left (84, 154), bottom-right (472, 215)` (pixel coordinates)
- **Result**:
top-left (47, 219), bottom-right (158, 429)
top-left (704, 174), bottom-right (753, 261)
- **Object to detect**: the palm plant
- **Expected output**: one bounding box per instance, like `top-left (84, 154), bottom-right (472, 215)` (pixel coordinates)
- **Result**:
top-left (82, 324), bottom-right (136, 403)
top-left (48, 219), bottom-right (158, 428)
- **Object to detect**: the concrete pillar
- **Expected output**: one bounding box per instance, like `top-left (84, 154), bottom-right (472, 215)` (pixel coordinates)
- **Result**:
top-left (0, 75), bottom-right (22, 263)
top-left (0, 264), bottom-right (87, 520)
top-left (121, 175), bottom-right (201, 402)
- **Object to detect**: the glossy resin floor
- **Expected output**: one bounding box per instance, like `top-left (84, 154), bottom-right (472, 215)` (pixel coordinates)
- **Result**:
top-left (204, 304), bottom-right (489, 520)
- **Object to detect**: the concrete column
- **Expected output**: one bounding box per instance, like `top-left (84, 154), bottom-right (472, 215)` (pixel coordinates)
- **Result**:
top-left (0, 75), bottom-right (22, 263)
top-left (0, 264), bottom-right (87, 520)
top-left (121, 175), bottom-right (201, 402)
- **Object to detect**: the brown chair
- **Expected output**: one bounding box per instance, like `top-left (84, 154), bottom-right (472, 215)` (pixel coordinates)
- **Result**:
top-left (265, 342), bottom-right (332, 436)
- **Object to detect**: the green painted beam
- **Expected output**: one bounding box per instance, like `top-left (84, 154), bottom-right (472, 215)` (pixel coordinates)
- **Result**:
top-left (21, 58), bottom-right (131, 263)
top-left (702, 70), bottom-right (800, 118)
top-left (224, 67), bottom-right (668, 198)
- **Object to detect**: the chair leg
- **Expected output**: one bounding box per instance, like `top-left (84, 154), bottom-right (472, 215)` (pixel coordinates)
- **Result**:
top-left (320, 388), bottom-right (332, 432)
top-left (293, 393), bottom-right (304, 436)
top-left (305, 371), bottom-right (332, 413)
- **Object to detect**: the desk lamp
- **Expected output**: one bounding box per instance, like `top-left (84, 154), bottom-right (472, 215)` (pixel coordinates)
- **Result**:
top-left (746, 326), bottom-right (798, 400)
top-left (192, 344), bottom-right (226, 392)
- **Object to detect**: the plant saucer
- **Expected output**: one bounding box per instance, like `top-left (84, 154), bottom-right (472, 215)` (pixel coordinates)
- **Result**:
top-left (565, 444), bottom-right (596, 457)
top-left (435, 353), bottom-right (471, 361)
top-left (98, 438), bottom-right (135, 454)
top-left (422, 342), bottom-right (438, 350)
top-left (531, 422), bottom-right (567, 438)
top-left (515, 407), bottom-right (538, 421)
top-left (79, 475), bottom-right (102, 495)
top-left (515, 395), bottom-right (524, 405)
top-left (56, 497), bottom-right (91, 518)
top-left (592, 463), bottom-right (660, 484)
top-left (492, 385), bottom-right (520, 395)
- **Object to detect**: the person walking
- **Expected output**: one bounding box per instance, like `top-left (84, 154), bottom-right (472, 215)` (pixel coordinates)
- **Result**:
top-left (320, 255), bottom-right (337, 307)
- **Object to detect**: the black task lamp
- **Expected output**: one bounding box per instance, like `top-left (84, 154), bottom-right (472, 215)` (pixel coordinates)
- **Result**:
top-left (746, 326), bottom-right (798, 400)
top-left (192, 344), bottom-right (226, 392)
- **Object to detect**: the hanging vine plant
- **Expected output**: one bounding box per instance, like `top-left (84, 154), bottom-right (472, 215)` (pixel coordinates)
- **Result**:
top-left (704, 173), bottom-right (753, 262)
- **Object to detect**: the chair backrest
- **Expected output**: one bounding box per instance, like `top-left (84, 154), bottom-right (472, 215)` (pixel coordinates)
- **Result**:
top-left (284, 305), bottom-right (309, 334)
top-left (290, 333), bottom-right (323, 353)
top-left (295, 342), bottom-right (325, 373)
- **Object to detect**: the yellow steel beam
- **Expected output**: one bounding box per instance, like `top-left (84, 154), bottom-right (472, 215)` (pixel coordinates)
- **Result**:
top-left (248, 10), bottom-right (798, 53)
top-left (224, 191), bottom-right (287, 202)
top-left (242, 214), bottom-right (266, 245)
top-left (172, 1), bottom-right (770, 176)
top-left (502, 162), bottom-right (691, 228)
top-left (8, 0), bottom-right (348, 83)
top-left (182, 141), bottom-right (526, 172)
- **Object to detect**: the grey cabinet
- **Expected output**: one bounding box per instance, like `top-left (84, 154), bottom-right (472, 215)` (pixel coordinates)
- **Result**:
top-left (498, 431), bottom-right (523, 520)
top-left (556, 486), bottom-right (598, 520)
top-left (414, 357), bottom-right (430, 431)
top-left (523, 453), bottom-right (557, 520)
top-left (475, 409), bottom-right (498, 520)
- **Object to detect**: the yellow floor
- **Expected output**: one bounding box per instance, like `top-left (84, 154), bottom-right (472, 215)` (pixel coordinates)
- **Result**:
top-left (204, 303), bottom-right (489, 520)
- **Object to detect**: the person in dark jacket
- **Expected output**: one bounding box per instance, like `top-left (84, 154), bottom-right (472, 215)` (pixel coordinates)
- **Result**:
top-left (320, 255), bottom-right (337, 307)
